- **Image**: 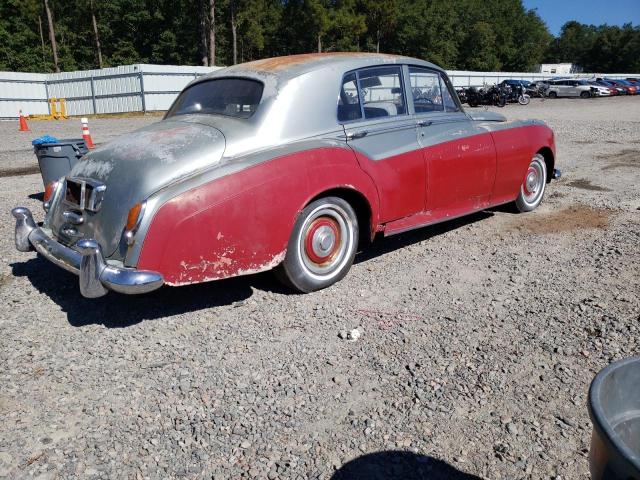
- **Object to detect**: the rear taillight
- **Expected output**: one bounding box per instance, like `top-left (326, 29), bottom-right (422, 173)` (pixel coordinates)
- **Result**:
top-left (43, 181), bottom-right (58, 212)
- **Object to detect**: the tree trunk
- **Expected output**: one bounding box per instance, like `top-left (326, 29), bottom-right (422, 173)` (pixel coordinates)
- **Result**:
top-left (44, 0), bottom-right (60, 72)
top-left (38, 15), bottom-right (46, 70)
top-left (231, 3), bottom-right (237, 65)
top-left (208, 0), bottom-right (215, 66)
top-left (90, 0), bottom-right (103, 69)
top-left (376, 29), bottom-right (380, 54)
top-left (199, 0), bottom-right (208, 66)
top-left (318, 34), bottom-right (322, 53)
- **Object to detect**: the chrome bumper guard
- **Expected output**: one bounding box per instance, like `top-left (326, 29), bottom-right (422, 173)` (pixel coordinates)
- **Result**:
top-left (553, 168), bottom-right (562, 179)
top-left (11, 207), bottom-right (164, 298)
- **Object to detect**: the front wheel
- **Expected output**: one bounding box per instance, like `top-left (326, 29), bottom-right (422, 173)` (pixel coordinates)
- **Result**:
top-left (518, 94), bottom-right (531, 105)
top-left (276, 197), bottom-right (359, 292)
top-left (514, 153), bottom-right (547, 212)
top-left (580, 91), bottom-right (591, 99)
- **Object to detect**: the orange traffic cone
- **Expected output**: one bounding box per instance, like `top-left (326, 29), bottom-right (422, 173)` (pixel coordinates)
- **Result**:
top-left (81, 117), bottom-right (95, 149)
top-left (19, 110), bottom-right (30, 132)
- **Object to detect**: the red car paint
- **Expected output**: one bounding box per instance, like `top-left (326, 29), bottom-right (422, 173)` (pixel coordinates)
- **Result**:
top-left (138, 124), bottom-right (554, 285)
top-left (138, 147), bottom-right (380, 285)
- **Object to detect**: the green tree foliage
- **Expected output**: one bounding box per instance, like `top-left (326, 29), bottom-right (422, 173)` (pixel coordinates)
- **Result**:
top-left (547, 21), bottom-right (640, 73)
top-left (0, 0), bottom-right (637, 73)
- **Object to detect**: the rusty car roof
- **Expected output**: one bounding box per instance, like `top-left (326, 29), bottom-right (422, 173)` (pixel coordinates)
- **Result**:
top-left (199, 52), bottom-right (444, 83)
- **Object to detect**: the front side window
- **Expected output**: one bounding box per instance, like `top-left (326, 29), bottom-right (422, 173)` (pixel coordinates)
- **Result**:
top-left (358, 66), bottom-right (406, 119)
top-left (166, 78), bottom-right (263, 119)
top-left (409, 68), bottom-right (443, 113)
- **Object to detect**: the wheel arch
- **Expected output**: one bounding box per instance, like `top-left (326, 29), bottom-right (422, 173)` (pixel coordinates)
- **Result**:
top-left (306, 187), bottom-right (375, 246)
top-left (537, 146), bottom-right (555, 183)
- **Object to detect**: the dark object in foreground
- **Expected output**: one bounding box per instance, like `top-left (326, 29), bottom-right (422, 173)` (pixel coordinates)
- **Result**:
top-left (331, 451), bottom-right (482, 480)
top-left (588, 356), bottom-right (640, 479)
top-left (34, 138), bottom-right (88, 187)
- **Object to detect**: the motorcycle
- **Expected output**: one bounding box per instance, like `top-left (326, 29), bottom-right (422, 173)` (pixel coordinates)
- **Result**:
top-left (465, 85), bottom-right (507, 107)
top-left (505, 84), bottom-right (530, 105)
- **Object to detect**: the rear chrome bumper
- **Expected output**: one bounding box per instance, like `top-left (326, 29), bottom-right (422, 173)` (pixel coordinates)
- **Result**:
top-left (11, 207), bottom-right (163, 298)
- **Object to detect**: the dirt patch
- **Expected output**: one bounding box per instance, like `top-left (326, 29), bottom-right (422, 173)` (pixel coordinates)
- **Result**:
top-left (0, 166), bottom-right (40, 178)
top-left (508, 204), bottom-right (611, 234)
top-left (565, 179), bottom-right (612, 192)
top-left (601, 149), bottom-right (639, 171)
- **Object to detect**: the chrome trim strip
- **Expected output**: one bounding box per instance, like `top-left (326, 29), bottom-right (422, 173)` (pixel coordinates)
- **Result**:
top-left (11, 207), bottom-right (164, 298)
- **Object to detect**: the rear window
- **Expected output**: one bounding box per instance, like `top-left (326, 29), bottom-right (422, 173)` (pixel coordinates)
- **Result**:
top-left (166, 78), bottom-right (263, 119)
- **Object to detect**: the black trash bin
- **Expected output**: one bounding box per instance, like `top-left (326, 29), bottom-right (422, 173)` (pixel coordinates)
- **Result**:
top-left (33, 138), bottom-right (88, 187)
top-left (588, 356), bottom-right (640, 479)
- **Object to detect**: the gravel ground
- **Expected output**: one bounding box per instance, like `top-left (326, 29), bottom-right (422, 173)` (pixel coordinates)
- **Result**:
top-left (0, 97), bottom-right (638, 479)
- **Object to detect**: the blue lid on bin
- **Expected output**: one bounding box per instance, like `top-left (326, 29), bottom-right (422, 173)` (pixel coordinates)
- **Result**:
top-left (32, 135), bottom-right (59, 146)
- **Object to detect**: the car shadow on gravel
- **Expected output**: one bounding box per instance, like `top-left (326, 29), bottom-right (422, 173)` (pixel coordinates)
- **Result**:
top-left (10, 212), bottom-right (493, 327)
top-left (355, 211), bottom-right (493, 265)
top-left (331, 451), bottom-right (482, 480)
top-left (10, 256), bottom-right (290, 327)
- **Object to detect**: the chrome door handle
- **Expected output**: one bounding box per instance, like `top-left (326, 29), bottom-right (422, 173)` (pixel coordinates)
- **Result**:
top-left (417, 120), bottom-right (433, 127)
top-left (346, 130), bottom-right (368, 140)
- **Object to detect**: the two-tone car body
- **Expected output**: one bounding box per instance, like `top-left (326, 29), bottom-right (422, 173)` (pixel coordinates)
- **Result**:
top-left (12, 53), bottom-right (559, 297)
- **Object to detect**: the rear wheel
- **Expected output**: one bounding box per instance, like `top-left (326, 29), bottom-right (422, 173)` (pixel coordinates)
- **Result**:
top-left (276, 197), bottom-right (358, 292)
top-left (514, 153), bottom-right (547, 212)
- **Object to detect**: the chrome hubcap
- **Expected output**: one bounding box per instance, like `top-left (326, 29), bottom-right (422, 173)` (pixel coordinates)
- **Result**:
top-left (297, 204), bottom-right (355, 279)
top-left (312, 225), bottom-right (336, 258)
top-left (521, 157), bottom-right (546, 206)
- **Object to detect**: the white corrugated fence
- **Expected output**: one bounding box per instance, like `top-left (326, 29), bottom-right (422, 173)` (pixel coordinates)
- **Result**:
top-left (0, 64), bottom-right (222, 118)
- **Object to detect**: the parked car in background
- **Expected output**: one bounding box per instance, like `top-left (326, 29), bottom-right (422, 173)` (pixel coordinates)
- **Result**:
top-left (11, 53), bottom-right (559, 298)
top-left (603, 79), bottom-right (638, 95)
top-left (594, 79), bottom-right (623, 95)
top-left (584, 81), bottom-right (614, 97)
top-left (546, 79), bottom-right (593, 98)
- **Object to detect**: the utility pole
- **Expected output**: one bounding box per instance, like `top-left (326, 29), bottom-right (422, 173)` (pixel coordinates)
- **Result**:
top-left (208, 0), bottom-right (215, 66)
top-left (90, 0), bottom-right (103, 68)
top-left (43, 0), bottom-right (60, 72)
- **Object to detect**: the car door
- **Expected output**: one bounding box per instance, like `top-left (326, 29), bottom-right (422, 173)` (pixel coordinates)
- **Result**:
top-left (409, 66), bottom-right (496, 214)
top-left (341, 66), bottom-right (426, 223)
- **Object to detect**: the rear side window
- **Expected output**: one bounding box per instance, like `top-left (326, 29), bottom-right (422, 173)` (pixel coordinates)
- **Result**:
top-left (338, 72), bottom-right (362, 122)
top-left (358, 66), bottom-right (406, 119)
top-left (166, 78), bottom-right (263, 119)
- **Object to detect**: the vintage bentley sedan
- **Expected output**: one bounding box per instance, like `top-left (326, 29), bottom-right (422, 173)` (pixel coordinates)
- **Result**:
top-left (12, 53), bottom-right (560, 298)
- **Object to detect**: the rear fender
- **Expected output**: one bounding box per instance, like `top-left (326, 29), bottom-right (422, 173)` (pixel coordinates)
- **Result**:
top-left (137, 146), bottom-right (379, 285)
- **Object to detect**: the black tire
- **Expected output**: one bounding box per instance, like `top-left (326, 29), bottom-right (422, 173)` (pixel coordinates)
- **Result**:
top-left (276, 196), bottom-right (359, 293)
top-left (495, 95), bottom-right (506, 107)
top-left (514, 153), bottom-right (547, 213)
top-left (468, 98), bottom-right (479, 107)
top-left (548, 91), bottom-right (557, 99)
top-left (580, 91), bottom-right (591, 99)
top-left (518, 94), bottom-right (531, 105)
